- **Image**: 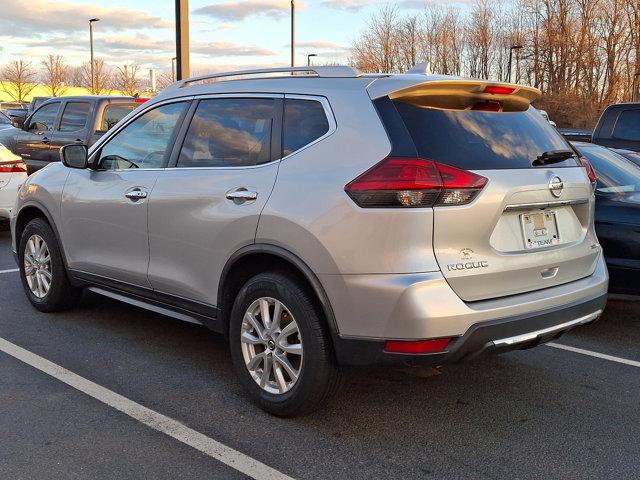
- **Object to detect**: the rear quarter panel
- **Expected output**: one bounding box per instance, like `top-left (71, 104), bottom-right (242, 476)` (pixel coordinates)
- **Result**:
top-left (257, 86), bottom-right (439, 275)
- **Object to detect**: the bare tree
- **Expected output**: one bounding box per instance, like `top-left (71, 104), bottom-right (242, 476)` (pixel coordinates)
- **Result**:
top-left (41, 55), bottom-right (69, 97)
top-left (112, 64), bottom-right (142, 96)
top-left (155, 71), bottom-right (175, 92)
top-left (74, 59), bottom-right (111, 94)
top-left (1, 60), bottom-right (38, 102)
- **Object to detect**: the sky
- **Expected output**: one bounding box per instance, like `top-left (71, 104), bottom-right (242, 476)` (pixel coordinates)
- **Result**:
top-left (0, 0), bottom-right (474, 75)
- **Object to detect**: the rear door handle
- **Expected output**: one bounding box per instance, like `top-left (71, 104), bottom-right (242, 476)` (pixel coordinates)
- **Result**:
top-left (125, 190), bottom-right (148, 200)
top-left (42, 137), bottom-right (50, 144)
top-left (226, 189), bottom-right (258, 202)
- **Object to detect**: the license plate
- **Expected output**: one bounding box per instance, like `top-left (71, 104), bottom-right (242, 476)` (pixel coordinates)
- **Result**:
top-left (521, 210), bottom-right (560, 249)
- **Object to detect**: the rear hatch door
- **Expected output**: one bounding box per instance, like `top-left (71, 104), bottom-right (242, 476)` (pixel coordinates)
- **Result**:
top-left (384, 80), bottom-right (599, 301)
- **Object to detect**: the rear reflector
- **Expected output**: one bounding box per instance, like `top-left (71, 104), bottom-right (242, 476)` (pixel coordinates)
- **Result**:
top-left (483, 85), bottom-right (516, 95)
top-left (0, 161), bottom-right (27, 173)
top-left (345, 157), bottom-right (487, 208)
top-left (578, 156), bottom-right (597, 184)
top-left (384, 338), bottom-right (451, 354)
top-left (471, 100), bottom-right (502, 112)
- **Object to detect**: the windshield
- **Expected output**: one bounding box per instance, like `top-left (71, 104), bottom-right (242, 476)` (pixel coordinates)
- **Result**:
top-left (392, 103), bottom-right (577, 170)
top-left (575, 143), bottom-right (640, 194)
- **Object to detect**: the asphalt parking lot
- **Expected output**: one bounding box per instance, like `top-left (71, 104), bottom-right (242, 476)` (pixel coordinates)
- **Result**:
top-left (0, 226), bottom-right (638, 480)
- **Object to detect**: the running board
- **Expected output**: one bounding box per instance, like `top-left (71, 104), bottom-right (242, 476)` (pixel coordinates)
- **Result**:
top-left (88, 287), bottom-right (204, 326)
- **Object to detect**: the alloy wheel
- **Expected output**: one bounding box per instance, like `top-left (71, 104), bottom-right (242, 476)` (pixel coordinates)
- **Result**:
top-left (23, 234), bottom-right (52, 299)
top-left (240, 297), bottom-right (303, 394)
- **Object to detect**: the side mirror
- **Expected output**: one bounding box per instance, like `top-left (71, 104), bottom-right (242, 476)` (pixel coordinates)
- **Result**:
top-left (60, 144), bottom-right (88, 169)
top-left (12, 117), bottom-right (25, 129)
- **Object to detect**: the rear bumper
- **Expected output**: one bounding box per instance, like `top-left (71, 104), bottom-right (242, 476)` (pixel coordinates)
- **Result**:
top-left (333, 293), bottom-right (606, 366)
top-left (326, 252), bottom-right (609, 366)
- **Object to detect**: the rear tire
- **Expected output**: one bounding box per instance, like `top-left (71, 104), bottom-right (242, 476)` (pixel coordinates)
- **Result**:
top-left (18, 218), bottom-right (82, 312)
top-left (229, 272), bottom-right (342, 417)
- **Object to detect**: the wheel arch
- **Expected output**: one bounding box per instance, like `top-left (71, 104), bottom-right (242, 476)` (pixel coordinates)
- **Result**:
top-left (218, 244), bottom-right (339, 339)
top-left (15, 201), bottom-right (68, 268)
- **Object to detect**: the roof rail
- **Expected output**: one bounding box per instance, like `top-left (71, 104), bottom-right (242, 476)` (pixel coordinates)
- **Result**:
top-left (165, 65), bottom-right (361, 92)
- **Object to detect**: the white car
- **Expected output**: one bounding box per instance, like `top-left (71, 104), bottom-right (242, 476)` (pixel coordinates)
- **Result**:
top-left (0, 143), bottom-right (27, 219)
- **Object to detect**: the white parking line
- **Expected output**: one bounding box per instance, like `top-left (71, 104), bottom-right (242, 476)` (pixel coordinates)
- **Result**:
top-left (0, 268), bottom-right (19, 274)
top-left (547, 342), bottom-right (640, 368)
top-left (0, 337), bottom-right (294, 480)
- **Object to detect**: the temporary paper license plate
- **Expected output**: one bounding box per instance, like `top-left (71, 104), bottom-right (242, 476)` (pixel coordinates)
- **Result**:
top-left (521, 211), bottom-right (560, 249)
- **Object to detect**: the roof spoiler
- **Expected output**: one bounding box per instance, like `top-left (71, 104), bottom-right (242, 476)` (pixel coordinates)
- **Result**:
top-left (369, 78), bottom-right (541, 112)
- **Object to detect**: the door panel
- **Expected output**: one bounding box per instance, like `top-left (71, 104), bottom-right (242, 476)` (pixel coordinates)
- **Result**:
top-left (15, 101), bottom-right (61, 166)
top-left (147, 165), bottom-right (279, 303)
top-left (61, 169), bottom-right (159, 286)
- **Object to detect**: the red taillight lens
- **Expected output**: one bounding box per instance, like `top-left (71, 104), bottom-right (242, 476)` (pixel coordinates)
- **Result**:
top-left (483, 85), bottom-right (516, 95)
top-left (0, 161), bottom-right (27, 173)
top-left (134, 98), bottom-right (149, 103)
top-left (345, 157), bottom-right (487, 208)
top-left (578, 156), bottom-right (597, 184)
top-left (384, 338), bottom-right (451, 354)
top-left (471, 100), bottom-right (502, 112)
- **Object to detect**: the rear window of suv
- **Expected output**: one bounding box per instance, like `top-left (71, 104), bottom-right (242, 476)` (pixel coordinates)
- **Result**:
top-left (390, 101), bottom-right (578, 170)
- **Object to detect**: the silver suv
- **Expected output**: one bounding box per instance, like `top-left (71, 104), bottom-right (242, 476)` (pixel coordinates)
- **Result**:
top-left (10, 66), bottom-right (608, 416)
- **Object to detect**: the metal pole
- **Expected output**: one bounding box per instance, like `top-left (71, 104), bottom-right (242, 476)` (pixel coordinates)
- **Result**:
top-left (171, 57), bottom-right (177, 82)
top-left (89, 19), bottom-right (99, 94)
top-left (291, 0), bottom-right (295, 67)
top-left (307, 53), bottom-right (317, 67)
top-left (507, 48), bottom-right (513, 83)
top-left (175, 0), bottom-right (190, 80)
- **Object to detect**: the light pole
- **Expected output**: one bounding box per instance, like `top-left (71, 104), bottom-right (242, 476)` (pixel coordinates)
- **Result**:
top-left (307, 53), bottom-right (317, 67)
top-left (171, 57), bottom-right (177, 82)
top-left (175, 0), bottom-right (190, 80)
top-left (290, 0), bottom-right (295, 67)
top-left (89, 18), bottom-right (100, 94)
top-left (507, 44), bottom-right (523, 83)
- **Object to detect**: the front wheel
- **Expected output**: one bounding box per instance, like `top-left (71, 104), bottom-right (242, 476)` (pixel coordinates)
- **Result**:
top-left (229, 272), bottom-right (342, 417)
top-left (18, 218), bottom-right (82, 312)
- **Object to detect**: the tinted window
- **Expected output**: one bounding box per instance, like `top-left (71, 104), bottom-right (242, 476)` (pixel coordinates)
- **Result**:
top-left (0, 112), bottom-right (9, 125)
top-left (177, 98), bottom-right (273, 168)
top-left (613, 110), bottom-right (640, 141)
top-left (59, 102), bottom-right (90, 132)
top-left (283, 98), bottom-right (329, 156)
top-left (97, 102), bottom-right (187, 170)
top-left (575, 144), bottom-right (640, 194)
top-left (100, 104), bottom-right (137, 132)
top-left (391, 103), bottom-right (577, 170)
top-left (29, 102), bottom-right (60, 131)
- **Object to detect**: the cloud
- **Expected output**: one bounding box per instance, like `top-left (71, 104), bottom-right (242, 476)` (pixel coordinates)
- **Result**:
top-left (0, 0), bottom-right (172, 34)
top-left (192, 42), bottom-right (276, 57)
top-left (319, 0), bottom-right (373, 12)
top-left (294, 41), bottom-right (346, 50)
top-left (193, 1), bottom-right (292, 22)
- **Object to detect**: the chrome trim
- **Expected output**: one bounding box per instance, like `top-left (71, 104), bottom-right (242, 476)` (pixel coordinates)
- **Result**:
top-left (491, 310), bottom-right (601, 347)
top-left (504, 199), bottom-right (588, 211)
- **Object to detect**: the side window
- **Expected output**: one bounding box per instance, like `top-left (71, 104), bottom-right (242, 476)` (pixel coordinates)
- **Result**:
top-left (28, 102), bottom-right (60, 132)
top-left (97, 102), bottom-right (187, 170)
top-left (59, 102), bottom-right (90, 132)
top-left (283, 98), bottom-right (330, 156)
top-left (99, 104), bottom-right (137, 132)
top-left (177, 98), bottom-right (274, 168)
top-left (613, 110), bottom-right (640, 141)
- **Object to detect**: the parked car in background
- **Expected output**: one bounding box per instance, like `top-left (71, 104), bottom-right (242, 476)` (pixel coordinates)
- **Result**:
top-left (10, 66), bottom-right (608, 416)
top-left (572, 142), bottom-right (640, 296)
top-left (560, 128), bottom-right (593, 143)
top-left (613, 148), bottom-right (640, 168)
top-left (28, 97), bottom-right (52, 114)
top-left (0, 111), bottom-right (13, 130)
top-left (592, 102), bottom-right (640, 152)
top-left (0, 101), bottom-right (27, 112)
top-left (538, 109), bottom-right (557, 127)
top-left (0, 96), bottom-right (142, 173)
top-left (3, 108), bottom-right (28, 122)
top-left (0, 144), bottom-right (27, 219)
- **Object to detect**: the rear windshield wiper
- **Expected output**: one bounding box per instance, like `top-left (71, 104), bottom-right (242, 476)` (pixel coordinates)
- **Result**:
top-left (532, 150), bottom-right (575, 166)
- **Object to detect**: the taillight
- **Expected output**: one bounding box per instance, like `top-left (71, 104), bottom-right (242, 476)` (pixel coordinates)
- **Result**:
top-left (384, 338), bottom-right (451, 354)
top-left (578, 156), bottom-right (597, 184)
top-left (483, 85), bottom-right (516, 95)
top-left (0, 161), bottom-right (27, 173)
top-left (345, 157), bottom-right (487, 208)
